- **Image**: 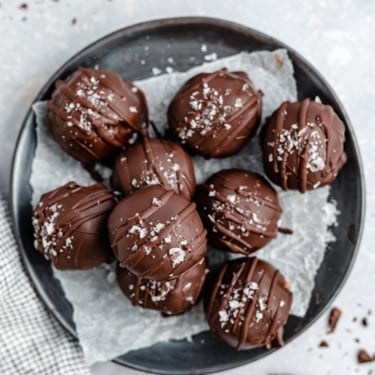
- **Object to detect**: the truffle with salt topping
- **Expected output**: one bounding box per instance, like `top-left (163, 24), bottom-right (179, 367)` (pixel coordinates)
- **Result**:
top-left (196, 169), bottom-right (282, 255)
top-left (32, 182), bottom-right (116, 270)
top-left (204, 257), bottom-right (292, 350)
top-left (112, 137), bottom-right (196, 200)
top-left (168, 69), bottom-right (262, 158)
top-left (108, 185), bottom-right (207, 281)
top-left (261, 98), bottom-right (347, 193)
top-left (47, 67), bottom-right (148, 171)
top-left (116, 258), bottom-right (206, 315)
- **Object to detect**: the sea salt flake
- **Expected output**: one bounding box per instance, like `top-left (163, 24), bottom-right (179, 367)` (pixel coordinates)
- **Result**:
top-left (164, 235), bottom-right (172, 243)
top-left (227, 194), bottom-right (236, 203)
top-left (152, 197), bottom-right (162, 207)
top-left (255, 311), bottom-right (263, 323)
top-left (234, 98), bottom-right (243, 108)
top-left (219, 310), bottom-right (229, 324)
top-left (228, 300), bottom-right (241, 310)
top-left (169, 248), bottom-right (185, 267)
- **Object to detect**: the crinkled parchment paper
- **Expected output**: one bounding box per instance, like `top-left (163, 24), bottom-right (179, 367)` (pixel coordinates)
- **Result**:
top-left (30, 49), bottom-right (338, 364)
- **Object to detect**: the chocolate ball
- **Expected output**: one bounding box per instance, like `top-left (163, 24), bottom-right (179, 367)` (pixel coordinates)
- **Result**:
top-left (168, 69), bottom-right (262, 158)
top-left (116, 258), bottom-right (206, 315)
top-left (32, 182), bottom-right (116, 270)
top-left (204, 257), bottom-right (292, 350)
top-left (262, 98), bottom-right (347, 192)
top-left (112, 137), bottom-right (196, 200)
top-left (108, 185), bottom-right (207, 281)
top-left (196, 169), bottom-right (282, 255)
top-left (47, 67), bottom-right (148, 169)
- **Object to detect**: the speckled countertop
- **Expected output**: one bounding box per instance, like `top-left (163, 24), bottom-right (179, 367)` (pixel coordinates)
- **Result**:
top-left (0, 1), bottom-right (374, 374)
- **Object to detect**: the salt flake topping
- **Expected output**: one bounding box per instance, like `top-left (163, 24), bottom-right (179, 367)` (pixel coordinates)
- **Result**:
top-left (168, 248), bottom-right (185, 267)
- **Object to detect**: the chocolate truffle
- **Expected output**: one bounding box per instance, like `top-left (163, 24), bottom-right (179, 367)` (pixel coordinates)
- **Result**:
top-left (117, 258), bottom-right (206, 315)
top-left (262, 98), bottom-right (347, 192)
top-left (112, 137), bottom-right (196, 200)
top-left (47, 67), bottom-right (148, 170)
top-left (168, 69), bottom-right (262, 158)
top-left (196, 169), bottom-right (282, 255)
top-left (108, 185), bottom-right (207, 281)
top-left (204, 257), bottom-right (292, 350)
top-left (33, 182), bottom-right (116, 270)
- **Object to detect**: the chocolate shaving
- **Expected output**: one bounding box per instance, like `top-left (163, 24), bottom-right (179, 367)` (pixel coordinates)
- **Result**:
top-left (362, 317), bottom-right (368, 327)
top-left (19, 2), bottom-right (28, 9)
top-left (319, 340), bottom-right (329, 347)
top-left (328, 307), bottom-right (341, 333)
top-left (278, 227), bottom-right (293, 235)
top-left (358, 349), bottom-right (374, 364)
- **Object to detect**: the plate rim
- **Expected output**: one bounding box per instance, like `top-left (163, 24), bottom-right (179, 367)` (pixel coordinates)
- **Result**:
top-left (9, 16), bottom-right (366, 374)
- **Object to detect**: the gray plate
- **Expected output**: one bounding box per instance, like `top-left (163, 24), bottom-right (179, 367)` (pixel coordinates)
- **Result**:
top-left (10, 17), bottom-right (365, 375)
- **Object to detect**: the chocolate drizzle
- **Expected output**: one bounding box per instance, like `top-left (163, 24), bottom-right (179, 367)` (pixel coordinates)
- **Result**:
top-left (108, 185), bottom-right (207, 281)
top-left (32, 182), bottom-right (116, 270)
top-left (168, 69), bottom-right (262, 158)
top-left (116, 258), bottom-right (206, 315)
top-left (196, 169), bottom-right (282, 255)
top-left (204, 257), bottom-right (292, 350)
top-left (112, 137), bottom-right (196, 200)
top-left (47, 67), bottom-right (148, 170)
top-left (262, 98), bottom-right (347, 192)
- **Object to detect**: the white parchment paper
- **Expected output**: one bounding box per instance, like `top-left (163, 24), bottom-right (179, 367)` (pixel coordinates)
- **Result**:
top-left (30, 49), bottom-right (338, 364)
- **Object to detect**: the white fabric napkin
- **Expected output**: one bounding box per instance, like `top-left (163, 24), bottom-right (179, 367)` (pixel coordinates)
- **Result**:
top-left (0, 197), bottom-right (89, 375)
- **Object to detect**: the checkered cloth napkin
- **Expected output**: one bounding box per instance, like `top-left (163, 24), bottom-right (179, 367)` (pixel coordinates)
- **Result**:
top-left (0, 197), bottom-right (90, 375)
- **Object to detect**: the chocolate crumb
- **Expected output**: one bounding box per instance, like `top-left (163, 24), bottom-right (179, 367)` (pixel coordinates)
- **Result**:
top-left (19, 3), bottom-right (28, 9)
top-left (358, 349), bottom-right (374, 364)
top-left (319, 340), bottom-right (329, 347)
top-left (355, 338), bottom-right (360, 343)
top-left (328, 307), bottom-right (341, 333)
top-left (362, 317), bottom-right (368, 327)
top-left (353, 317), bottom-right (358, 323)
top-left (278, 227), bottom-right (293, 234)
top-left (71, 17), bottom-right (77, 25)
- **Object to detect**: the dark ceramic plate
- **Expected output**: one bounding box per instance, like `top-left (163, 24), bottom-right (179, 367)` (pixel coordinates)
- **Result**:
top-left (10, 17), bottom-right (365, 375)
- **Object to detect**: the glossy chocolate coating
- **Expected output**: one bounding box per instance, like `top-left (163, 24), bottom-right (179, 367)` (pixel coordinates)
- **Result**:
top-left (204, 257), bottom-right (292, 350)
top-left (196, 169), bottom-right (282, 255)
top-left (168, 69), bottom-right (262, 158)
top-left (47, 67), bottom-right (148, 168)
top-left (262, 98), bottom-right (347, 192)
top-left (108, 185), bottom-right (207, 281)
top-left (112, 137), bottom-right (196, 200)
top-left (32, 182), bottom-right (116, 270)
top-left (117, 258), bottom-right (206, 315)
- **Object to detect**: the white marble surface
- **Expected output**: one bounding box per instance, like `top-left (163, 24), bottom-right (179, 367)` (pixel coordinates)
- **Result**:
top-left (0, 1), bottom-right (374, 374)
